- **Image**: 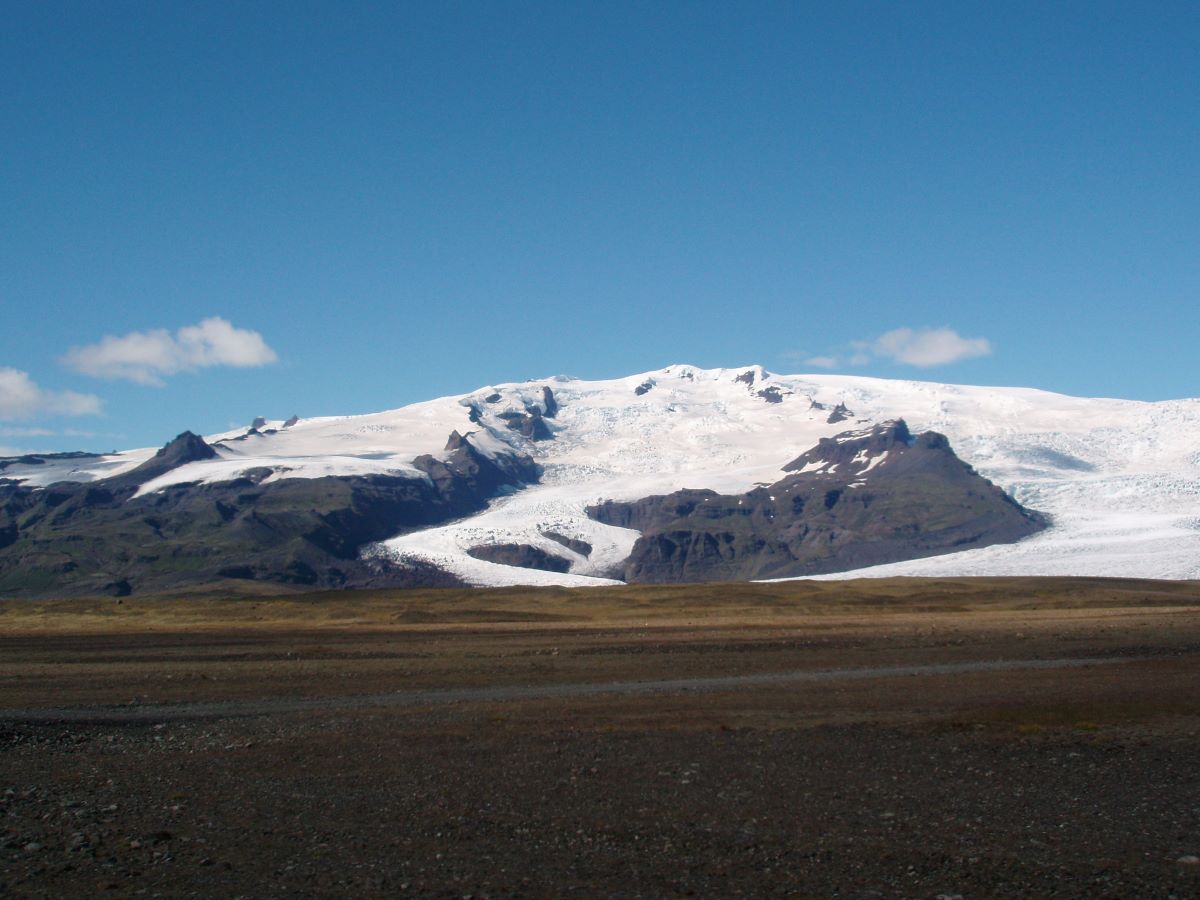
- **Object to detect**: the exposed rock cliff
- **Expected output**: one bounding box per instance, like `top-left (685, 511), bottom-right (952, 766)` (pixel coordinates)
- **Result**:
top-left (0, 431), bottom-right (539, 597)
top-left (588, 421), bottom-right (1047, 583)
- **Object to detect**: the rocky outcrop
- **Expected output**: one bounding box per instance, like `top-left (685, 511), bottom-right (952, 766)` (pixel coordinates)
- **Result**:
top-left (0, 431), bottom-right (537, 597)
top-left (826, 403), bottom-right (852, 424)
top-left (541, 531), bottom-right (592, 557)
top-left (498, 409), bottom-right (553, 441)
top-left (542, 386), bottom-right (559, 418)
top-left (587, 490), bottom-right (720, 534)
top-left (0, 451), bottom-right (102, 473)
top-left (106, 431), bottom-right (219, 489)
top-left (588, 421), bottom-right (1047, 583)
top-left (414, 433), bottom-right (540, 509)
top-left (782, 420), bottom-right (907, 473)
top-left (466, 543), bottom-right (571, 573)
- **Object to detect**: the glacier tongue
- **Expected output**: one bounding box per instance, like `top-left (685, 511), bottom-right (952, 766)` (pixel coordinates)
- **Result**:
top-left (372, 366), bottom-right (1200, 584)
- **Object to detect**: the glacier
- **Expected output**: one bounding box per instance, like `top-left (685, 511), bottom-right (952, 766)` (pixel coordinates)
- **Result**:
top-left (6, 364), bottom-right (1199, 585)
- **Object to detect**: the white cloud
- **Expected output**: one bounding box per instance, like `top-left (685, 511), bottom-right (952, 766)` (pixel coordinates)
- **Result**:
top-left (61, 317), bottom-right (278, 385)
top-left (871, 327), bottom-right (992, 367)
top-left (791, 326), bottom-right (993, 373)
top-left (0, 368), bottom-right (103, 420)
top-left (804, 356), bottom-right (839, 369)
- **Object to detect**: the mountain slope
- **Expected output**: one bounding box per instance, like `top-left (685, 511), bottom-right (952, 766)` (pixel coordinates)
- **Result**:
top-left (0, 431), bottom-right (537, 595)
top-left (2, 363), bottom-right (1198, 592)
top-left (588, 421), bottom-right (1047, 582)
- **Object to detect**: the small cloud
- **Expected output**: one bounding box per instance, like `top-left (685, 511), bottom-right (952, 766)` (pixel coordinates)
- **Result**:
top-left (845, 341), bottom-right (872, 365)
top-left (0, 426), bottom-right (55, 438)
top-left (871, 327), bottom-right (992, 367)
top-left (0, 368), bottom-right (103, 420)
top-left (804, 356), bottom-right (839, 369)
top-left (799, 327), bottom-right (993, 372)
top-left (61, 317), bottom-right (278, 385)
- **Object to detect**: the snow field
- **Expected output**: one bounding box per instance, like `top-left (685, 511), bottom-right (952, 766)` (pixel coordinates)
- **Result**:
top-left (8, 365), bottom-right (1199, 585)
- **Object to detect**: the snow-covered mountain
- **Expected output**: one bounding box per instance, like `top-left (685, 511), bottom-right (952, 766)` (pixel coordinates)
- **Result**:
top-left (4, 364), bottom-right (1199, 588)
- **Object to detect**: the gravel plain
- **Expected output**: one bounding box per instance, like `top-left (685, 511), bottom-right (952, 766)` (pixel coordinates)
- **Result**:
top-left (3, 579), bottom-right (1199, 897)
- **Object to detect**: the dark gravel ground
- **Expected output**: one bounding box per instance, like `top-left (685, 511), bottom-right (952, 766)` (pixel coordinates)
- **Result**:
top-left (3, 601), bottom-right (1200, 898)
top-left (3, 681), bottom-right (1200, 897)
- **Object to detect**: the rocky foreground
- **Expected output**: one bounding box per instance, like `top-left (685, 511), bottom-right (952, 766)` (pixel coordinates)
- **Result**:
top-left (2, 581), bottom-right (1199, 897)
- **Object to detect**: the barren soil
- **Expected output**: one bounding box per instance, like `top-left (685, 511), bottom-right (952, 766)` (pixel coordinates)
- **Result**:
top-left (2, 577), bottom-right (1200, 897)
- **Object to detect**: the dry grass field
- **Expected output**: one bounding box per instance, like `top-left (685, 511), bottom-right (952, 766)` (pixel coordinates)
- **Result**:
top-left (3, 577), bottom-right (1200, 896)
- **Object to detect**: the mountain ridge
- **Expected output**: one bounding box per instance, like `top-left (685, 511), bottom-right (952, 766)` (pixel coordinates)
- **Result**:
top-left (588, 420), bottom-right (1047, 582)
top-left (2, 363), bottom-right (1198, 592)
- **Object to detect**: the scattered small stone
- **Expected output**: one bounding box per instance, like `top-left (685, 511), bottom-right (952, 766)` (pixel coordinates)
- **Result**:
top-left (24, 842), bottom-right (42, 852)
top-left (1178, 855), bottom-right (1200, 865)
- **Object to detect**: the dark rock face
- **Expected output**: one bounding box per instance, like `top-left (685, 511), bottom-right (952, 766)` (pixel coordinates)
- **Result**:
top-left (0, 451), bottom-right (102, 473)
top-left (757, 387), bottom-right (784, 404)
top-left (214, 429), bottom-right (254, 445)
top-left (498, 409), bottom-right (553, 441)
top-left (283, 415), bottom-right (300, 428)
top-left (106, 432), bottom-right (219, 489)
top-left (484, 393), bottom-right (502, 404)
top-left (541, 386), bottom-right (559, 418)
top-left (588, 490), bottom-right (720, 533)
top-left (541, 531), bottom-right (593, 557)
top-left (466, 543), bottom-right (571, 573)
top-left (826, 403), bottom-right (852, 424)
top-left (782, 420), bottom-right (911, 473)
top-left (0, 432), bottom-right (537, 597)
top-left (588, 421), bottom-right (1047, 583)
top-left (527, 413), bottom-right (553, 441)
top-left (413, 433), bottom-right (540, 510)
top-left (735, 370), bottom-right (756, 386)
top-left (634, 380), bottom-right (654, 396)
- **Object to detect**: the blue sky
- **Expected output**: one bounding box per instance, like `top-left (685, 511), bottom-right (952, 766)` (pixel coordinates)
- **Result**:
top-left (2, 1), bottom-right (1197, 453)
